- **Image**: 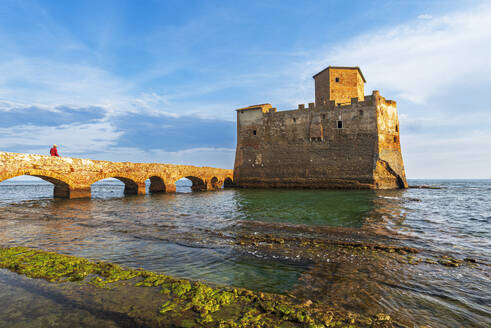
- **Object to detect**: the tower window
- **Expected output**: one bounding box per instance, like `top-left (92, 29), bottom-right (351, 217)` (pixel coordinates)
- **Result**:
top-left (337, 120), bottom-right (343, 129)
top-left (253, 130), bottom-right (257, 135)
top-left (322, 114), bottom-right (326, 119)
top-left (293, 118), bottom-right (296, 122)
top-left (335, 77), bottom-right (340, 82)
top-left (394, 136), bottom-right (397, 143)
top-left (396, 125), bottom-right (399, 132)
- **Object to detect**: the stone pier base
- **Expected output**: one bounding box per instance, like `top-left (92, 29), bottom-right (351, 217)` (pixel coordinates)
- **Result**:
top-left (66, 188), bottom-right (92, 199)
top-left (164, 183), bottom-right (176, 193)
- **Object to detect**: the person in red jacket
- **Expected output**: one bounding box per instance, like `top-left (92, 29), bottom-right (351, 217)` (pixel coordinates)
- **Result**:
top-left (50, 144), bottom-right (60, 157)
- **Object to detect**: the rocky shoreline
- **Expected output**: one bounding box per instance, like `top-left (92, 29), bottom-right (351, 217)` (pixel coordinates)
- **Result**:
top-left (0, 246), bottom-right (397, 328)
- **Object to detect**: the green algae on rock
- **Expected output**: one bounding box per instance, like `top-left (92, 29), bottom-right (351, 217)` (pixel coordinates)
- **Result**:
top-left (0, 246), bottom-right (395, 327)
top-left (0, 246), bottom-right (139, 286)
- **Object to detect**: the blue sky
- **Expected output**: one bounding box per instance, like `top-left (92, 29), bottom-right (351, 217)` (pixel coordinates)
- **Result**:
top-left (0, 0), bottom-right (490, 178)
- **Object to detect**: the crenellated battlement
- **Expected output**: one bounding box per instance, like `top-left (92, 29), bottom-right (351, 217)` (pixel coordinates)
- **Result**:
top-left (240, 90), bottom-right (397, 122)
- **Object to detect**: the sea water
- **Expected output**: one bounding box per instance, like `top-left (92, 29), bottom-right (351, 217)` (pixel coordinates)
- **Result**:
top-left (0, 179), bottom-right (489, 327)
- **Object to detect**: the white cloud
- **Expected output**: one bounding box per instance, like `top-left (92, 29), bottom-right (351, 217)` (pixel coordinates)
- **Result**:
top-left (0, 58), bottom-right (125, 112)
top-left (0, 55), bottom-right (242, 121)
top-left (403, 130), bottom-right (491, 179)
top-left (398, 111), bottom-right (491, 134)
top-left (300, 4), bottom-right (491, 105)
top-left (0, 122), bottom-right (122, 155)
top-left (417, 14), bottom-right (433, 20)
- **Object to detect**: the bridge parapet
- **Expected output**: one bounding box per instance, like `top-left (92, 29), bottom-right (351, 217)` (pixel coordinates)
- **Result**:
top-left (0, 152), bottom-right (233, 199)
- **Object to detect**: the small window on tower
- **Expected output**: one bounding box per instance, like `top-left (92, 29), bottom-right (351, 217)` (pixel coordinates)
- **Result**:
top-left (322, 114), bottom-right (326, 119)
top-left (396, 125), bottom-right (399, 132)
top-left (335, 77), bottom-right (340, 82)
top-left (337, 120), bottom-right (343, 129)
top-left (293, 118), bottom-right (296, 122)
top-left (394, 136), bottom-right (397, 143)
top-left (253, 130), bottom-right (257, 135)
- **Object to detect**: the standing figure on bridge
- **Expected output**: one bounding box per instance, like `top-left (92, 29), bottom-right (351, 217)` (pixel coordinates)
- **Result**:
top-left (50, 144), bottom-right (60, 157)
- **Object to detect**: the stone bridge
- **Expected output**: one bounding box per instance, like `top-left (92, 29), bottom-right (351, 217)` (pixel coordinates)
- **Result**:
top-left (0, 152), bottom-right (234, 199)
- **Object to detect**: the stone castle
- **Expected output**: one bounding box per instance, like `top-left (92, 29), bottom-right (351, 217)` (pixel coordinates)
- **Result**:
top-left (233, 66), bottom-right (408, 189)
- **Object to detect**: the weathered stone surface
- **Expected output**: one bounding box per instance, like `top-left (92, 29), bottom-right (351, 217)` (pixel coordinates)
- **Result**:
top-left (233, 66), bottom-right (407, 190)
top-left (0, 152), bottom-right (233, 198)
top-left (314, 66), bottom-right (365, 106)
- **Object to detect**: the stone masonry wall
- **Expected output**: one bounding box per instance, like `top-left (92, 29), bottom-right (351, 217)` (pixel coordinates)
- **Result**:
top-left (234, 90), bottom-right (407, 189)
top-left (315, 67), bottom-right (365, 106)
top-left (373, 92), bottom-right (408, 188)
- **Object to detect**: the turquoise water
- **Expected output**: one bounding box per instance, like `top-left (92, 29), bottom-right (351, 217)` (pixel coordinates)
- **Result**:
top-left (234, 188), bottom-right (375, 227)
top-left (0, 178), bottom-right (489, 327)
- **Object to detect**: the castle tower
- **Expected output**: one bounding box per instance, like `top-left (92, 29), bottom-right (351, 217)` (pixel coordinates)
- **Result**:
top-left (313, 66), bottom-right (366, 106)
top-left (233, 66), bottom-right (407, 190)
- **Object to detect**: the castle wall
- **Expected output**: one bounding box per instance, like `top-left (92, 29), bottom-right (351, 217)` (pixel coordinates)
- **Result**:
top-left (372, 92), bottom-right (408, 188)
top-left (356, 73), bottom-right (365, 102)
top-left (314, 70), bottom-right (331, 105)
top-left (234, 91), bottom-right (407, 189)
top-left (235, 95), bottom-right (381, 188)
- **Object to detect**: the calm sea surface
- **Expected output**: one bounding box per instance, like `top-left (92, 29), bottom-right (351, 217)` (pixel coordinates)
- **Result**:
top-left (0, 179), bottom-right (489, 327)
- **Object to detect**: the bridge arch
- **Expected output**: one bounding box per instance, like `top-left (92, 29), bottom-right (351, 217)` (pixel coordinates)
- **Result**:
top-left (175, 176), bottom-right (207, 192)
top-left (148, 176), bottom-right (166, 193)
top-left (210, 177), bottom-right (220, 189)
top-left (0, 171), bottom-right (73, 198)
top-left (114, 177), bottom-right (140, 195)
top-left (37, 175), bottom-right (71, 198)
top-left (90, 174), bottom-right (145, 196)
top-left (224, 177), bottom-right (234, 188)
